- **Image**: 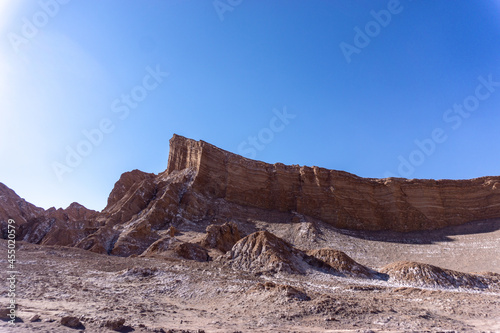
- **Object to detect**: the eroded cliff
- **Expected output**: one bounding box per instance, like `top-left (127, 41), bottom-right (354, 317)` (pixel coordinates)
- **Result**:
top-left (167, 134), bottom-right (500, 232)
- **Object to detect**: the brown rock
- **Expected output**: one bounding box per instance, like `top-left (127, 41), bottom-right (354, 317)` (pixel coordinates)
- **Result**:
top-left (60, 315), bottom-right (83, 328)
top-left (0, 306), bottom-right (12, 320)
top-left (250, 281), bottom-right (310, 301)
top-left (0, 183), bottom-right (98, 246)
top-left (29, 314), bottom-right (40, 322)
top-left (141, 236), bottom-right (177, 255)
top-left (142, 236), bottom-right (209, 262)
top-left (104, 169), bottom-right (156, 212)
top-left (200, 222), bottom-right (241, 252)
top-left (104, 317), bottom-right (126, 330)
top-left (228, 230), bottom-right (305, 274)
top-left (167, 226), bottom-right (178, 237)
top-left (0, 182), bottom-right (44, 236)
top-left (174, 242), bottom-right (210, 262)
top-left (75, 225), bottom-right (119, 254)
top-left (110, 220), bottom-right (161, 257)
top-left (306, 248), bottom-right (377, 278)
top-left (76, 166), bottom-right (200, 255)
top-left (380, 261), bottom-right (495, 290)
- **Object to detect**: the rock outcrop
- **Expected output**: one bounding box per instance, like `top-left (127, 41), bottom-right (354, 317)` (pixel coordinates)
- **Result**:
top-left (0, 183), bottom-right (99, 246)
top-left (305, 248), bottom-right (378, 278)
top-left (200, 222), bottom-right (241, 253)
top-left (248, 281), bottom-right (310, 301)
top-left (60, 316), bottom-right (83, 329)
top-left (166, 134), bottom-right (500, 232)
top-left (141, 236), bottom-right (209, 262)
top-left (380, 261), bottom-right (498, 290)
top-left (227, 230), bottom-right (306, 274)
top-left (0, 182), bottom-right (44, 231)
top-left (225, 230), bottom-right (382, 278)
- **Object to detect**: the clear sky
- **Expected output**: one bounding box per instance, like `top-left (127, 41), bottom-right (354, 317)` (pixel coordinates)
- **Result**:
top-left (1, 0), bottom-right (500, 211)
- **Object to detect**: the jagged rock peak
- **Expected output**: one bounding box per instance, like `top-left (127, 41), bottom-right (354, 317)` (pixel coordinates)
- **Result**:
top-left (105, 169), bottom-right (156, 211)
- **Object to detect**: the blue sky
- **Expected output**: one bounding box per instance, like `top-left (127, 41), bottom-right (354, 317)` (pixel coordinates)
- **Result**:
top-left (1, 0), bottom-right (500, 211)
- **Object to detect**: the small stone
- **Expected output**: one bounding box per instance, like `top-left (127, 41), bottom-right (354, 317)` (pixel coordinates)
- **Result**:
top-left (29, 314), bottom-right (41, 322)
top-left (0, 307), bottom-right (11, 320)
top-left (60, 316), bottom-right (82, 328)
top-left (0, 306), bottom-right (17, 321)
top-left (167, 226), bottom-right (178, 237)
top-left (104, 318), bottom-right (126, 331)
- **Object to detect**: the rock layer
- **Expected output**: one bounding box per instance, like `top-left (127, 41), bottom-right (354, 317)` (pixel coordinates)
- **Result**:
top-left (167, 134), bottom-right (500, 232)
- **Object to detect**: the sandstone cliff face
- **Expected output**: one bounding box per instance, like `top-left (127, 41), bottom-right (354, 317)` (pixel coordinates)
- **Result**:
top-left (167, 134), bottom-right (500, 232)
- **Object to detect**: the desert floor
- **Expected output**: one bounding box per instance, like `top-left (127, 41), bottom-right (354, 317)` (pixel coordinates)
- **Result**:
top-left (1, 219), bottom-right (499, 332)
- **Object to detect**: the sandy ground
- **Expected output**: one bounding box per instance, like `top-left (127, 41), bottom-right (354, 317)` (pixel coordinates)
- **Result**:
top-left (1, 219), bottom-right (499, 332)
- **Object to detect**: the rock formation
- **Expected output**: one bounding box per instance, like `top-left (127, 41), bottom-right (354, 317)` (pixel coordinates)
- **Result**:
top-left (200, 222), bottom-right (241, 253)
top-left (227, 230), bottom-right (306, 274)
top-left (60, 316), bottom-right (83, 329)
top-left (248, 281), bottom-right (310, 301)
top-left (141, 236), bottom-right (209, 262)
top-left (2, 134), bottom-right (500, 257)
top-left (305, 248), bottom-right (378, 278)
top-left (225, 230), bottom-right (380, 278)
top-left (380, 261), bottom-right (496, 290)
top-left (166, 134), bottom-right (500, 232)
top-left (0, 183), bottom-right (99, 246)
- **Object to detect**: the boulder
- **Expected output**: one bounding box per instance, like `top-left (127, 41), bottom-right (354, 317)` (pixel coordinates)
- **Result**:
top-left (200, 222), bottom-right (241, 252)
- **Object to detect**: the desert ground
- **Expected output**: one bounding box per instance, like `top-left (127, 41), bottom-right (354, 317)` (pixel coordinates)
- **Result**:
top-left (1, 218), bottom-right (499, 333)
